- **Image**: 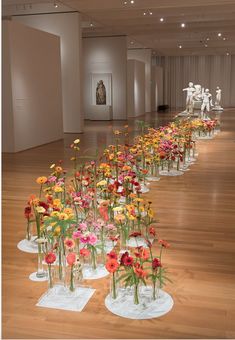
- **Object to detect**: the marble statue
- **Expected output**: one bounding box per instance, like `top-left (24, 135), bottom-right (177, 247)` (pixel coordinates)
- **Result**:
top-left (183, 82), bottom-right (195, 114)
top-left (212, 86), bottom-right (223, 111)
top-left (193, 84), bottom-right (202, 101)
top-left (96, 80), bottom-right (106, 105)
top-left (201, 89), bottom-right (213, 119)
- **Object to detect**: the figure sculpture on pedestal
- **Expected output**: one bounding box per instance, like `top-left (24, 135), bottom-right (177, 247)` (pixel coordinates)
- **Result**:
top-left (201, 89), bottom-right (213, 119)
top-left (212, 86), bottom-right (223, 111)
top-left (192, 84), bottom-right (203, 115)
top-left (183, 82), bottom-right (195, 114)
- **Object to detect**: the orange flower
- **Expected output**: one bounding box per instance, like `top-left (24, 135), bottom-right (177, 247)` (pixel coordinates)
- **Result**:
top-left (66, 252), bottom-right (77, 266)
top-left (105, 259), bottom-right (119, 273)
top-left (55, 166), bottom-right (63, 173)
top-left (64, 238), bottom-right (75, 249)
top-left (134, 267), bottom-right (147, 278)
top-left (159, 239), bottom-right (170, 248)
top-left (36, 176), bottom-right (47, 184)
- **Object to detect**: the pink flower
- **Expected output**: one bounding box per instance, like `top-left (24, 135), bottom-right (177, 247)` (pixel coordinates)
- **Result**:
top-left (80, 235), bottom-right (90, 244)
top-left (79, 222), bottom-right (88, 231)
top-left (106, 223), bottom-right (116, 231)
top-left (64, 238), bottom-right (75, 249)
top-left (73, 231), bottom-right (81, 239)
top-left (88, 233), bottom-right (98, 246)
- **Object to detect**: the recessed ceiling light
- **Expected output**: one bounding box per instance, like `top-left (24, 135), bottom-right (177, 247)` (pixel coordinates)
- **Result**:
top-left (206, 37), bottom-right (210, 41)
top-left (179, 45), bottom-right (182, 48)
top-left (223, 37), bottom-right (227, 41)
top-left (160, 17), bottom-right (164, 22)
top-left (90, 22), bottom-right (94, 27)
top-left (150, 11), bottom-right (153, 15)
top-left (130, 41), bottom-right (134, 44)
top-left (218, 33), bottom-right (222, 37)
top-left (181, 23), bottom-right (185, 28)
top-left (204, 44), bottom-right (208, 47)
top-left (130, 0), bottom-right (134, 3)
top-left (54, 2), bottom-right (58, 8)
top-left (226, 52), bottom-right (230, 56)
top-left (143, 12), bottom-right (146, 15)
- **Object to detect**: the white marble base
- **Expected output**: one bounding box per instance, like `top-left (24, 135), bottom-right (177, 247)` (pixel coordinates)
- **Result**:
top-left (17, 237), bottom-right (38, 253)
top-left (212, 107), bottom-right (223, 111)
top-left (159, 169), bottom-right (184, 176)
top-left (29, 271), bottom-right (48, 282)
top-left (82, 264), bottom-right (109, 280)
top-left (105, 286), bottom-right (174, 319)
top-left (36, 285), bottom-right (95, 312)
top-left (146, 176), bottom-right (161, 182)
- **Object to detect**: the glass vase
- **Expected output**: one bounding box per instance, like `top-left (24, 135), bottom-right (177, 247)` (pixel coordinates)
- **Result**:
top-left (36, 243), bottom-right (47, 279)
top-left (110, 272), bottom-right (118, 300)
top-left (133, 283), bottom-right (139, 305)
top-left (152, 279), bottom-right (160, 300)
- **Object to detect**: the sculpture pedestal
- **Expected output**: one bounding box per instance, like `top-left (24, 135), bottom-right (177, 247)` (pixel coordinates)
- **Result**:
top-left (88, 105), bottom-right (112, 120)
top-left (212, 106), bottom-right (223, 111)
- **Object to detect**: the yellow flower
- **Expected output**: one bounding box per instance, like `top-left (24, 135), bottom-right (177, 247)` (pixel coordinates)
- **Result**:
top-left (70, 157), bottom-right (76, 161)
top-left (148, 209), bottom-right (154, 218)
top-left (36, 176), bottom-right (47, 184)
top-left (113, 206), bottom-right (123, 212)
top-left (127, 214), bottom-right (136, 221)
top-left (53, 199), bottom-right (62, 207)
top-left (64, 208), bottom-right (73, 215)
top-left (114, 130), bottom-right (121, 135)
top-left (54, 226), bottom-right (61, 236)
top-left (51, 211), bottom-right (60, 217)
top-left (74, 139), bottom-right (80, 144)
top-left (50, 164), bottom-right (55, 169)
top-left (58, 213), bottom-right (69, 220)
top-left (97, 180), bottom-right (107, 187)
top-left (54, 186), bottom-right (63, 193)
top-left (114, 213), bottom-right (126, 222)
top-left (36, 206), bottom-right (46, 214)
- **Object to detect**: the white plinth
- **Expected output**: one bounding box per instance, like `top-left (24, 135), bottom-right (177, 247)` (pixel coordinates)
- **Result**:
top-left (17, 236), bottom-right (38, 253)
top-left (82, 264), bottom-right (109, 280)
top-left (105, 286), bottom-right (174, 319)
top-left (212, 106), bottom-right (223, 111)
top-left (88, 105), bottom-right (112, 120)
top-left (177, 111), bottom-right (190, 117)
top-left (29, 271), bottom-right (48, 282)
top-left (159, 169), bottom-right (184, 176)
top-left (146, 176), bottom-right (160, 182)
top-left (36, 285), bottom-right (95, 312)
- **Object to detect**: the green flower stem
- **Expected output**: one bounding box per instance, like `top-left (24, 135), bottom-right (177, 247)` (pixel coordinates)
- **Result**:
top-left (134, 283), bottom-right (139, 305)
top-left (48, 264), bottom-right (53, 289)
top-left (70, 264), bottom-right (75, 292)
top-left (112, 272), bottom-right (117, 299)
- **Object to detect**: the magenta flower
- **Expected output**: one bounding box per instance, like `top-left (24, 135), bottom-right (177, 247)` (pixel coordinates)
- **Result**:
top-left (88, 233), bottom-right (98, 246)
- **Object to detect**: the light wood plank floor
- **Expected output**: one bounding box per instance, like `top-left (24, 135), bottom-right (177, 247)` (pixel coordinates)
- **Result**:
top-left (2, 110), bottom-right (235, 339)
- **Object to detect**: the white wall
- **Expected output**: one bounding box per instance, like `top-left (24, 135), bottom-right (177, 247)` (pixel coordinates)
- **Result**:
top-left (127, 59), bottom-right (145, 117)
top-left (14, 12), bottom-right (83, 133)
top-left (128, 49), bottom-right (152, 112)
top-left (151, 65), bottom-right (163, 111)
top-left (2, 20), bottom-right (63, 152)
top-left (83, 36), bottom-right (127, 120)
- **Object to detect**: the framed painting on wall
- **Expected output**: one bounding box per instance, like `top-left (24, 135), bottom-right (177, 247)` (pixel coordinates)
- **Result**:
top-left (91, 73), bottom-right (112, 106)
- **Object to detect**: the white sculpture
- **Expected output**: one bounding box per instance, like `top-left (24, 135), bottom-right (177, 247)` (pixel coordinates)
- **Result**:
top-left (193, 84), bottom-right (202, 101)
top-left (183, 82), bottom-right (195, 114)
top-left (201, 89), bottom-right (213, 119)
top-left (212, 86), bottom-right (223, 111)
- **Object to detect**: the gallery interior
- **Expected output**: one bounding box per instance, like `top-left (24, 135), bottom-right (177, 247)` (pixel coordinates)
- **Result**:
top-left (2, 0), bottom-right (235, 339)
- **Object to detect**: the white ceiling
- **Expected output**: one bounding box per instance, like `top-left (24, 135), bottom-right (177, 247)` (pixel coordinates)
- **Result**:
top-left (3, 0), bottom-right (235, 55)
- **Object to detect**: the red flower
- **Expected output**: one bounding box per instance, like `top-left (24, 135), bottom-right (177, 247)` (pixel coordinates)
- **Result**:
top-left (45, 252), bottom-right (56, 265)
top-left (107, 251), bottom-right (118, 260)
top-left (39, 201), bottom-right (49, 210)
top-left (105, 259), bottom-right (119, 273)
top-left (129, 232), bottom-right (142, 238)
top-left (152, 258), bottom-right (162, 270)
top-left (66, 252), bottom-right (77, 266)
top-left (24, 206), bottom-right (32, 219)
top-left (120, 251), bottom-right (129, 265)
top-left (149, 227), bottom-right (156, 237)
top-left (159, 239), bottom-right (170, 248)
top-left (80, 248), bottom-right (90, 257)
top-left (134, 267), bottom-right (147, 278)
top-left (123, 256), bottom-right (134, 267)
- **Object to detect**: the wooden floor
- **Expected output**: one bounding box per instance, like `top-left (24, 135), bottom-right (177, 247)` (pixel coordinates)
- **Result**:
top-left (2, 110), bottom-right (235, 339)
